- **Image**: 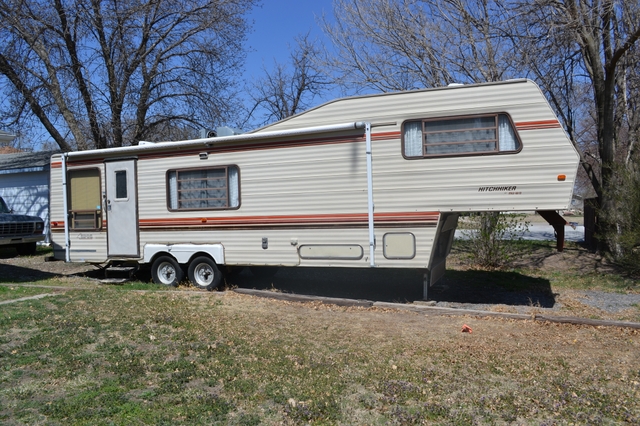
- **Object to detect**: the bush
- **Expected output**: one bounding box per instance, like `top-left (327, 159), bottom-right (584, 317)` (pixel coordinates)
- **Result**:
top-left (600, 166), bottom-right (640, 276)
top-left (461, 212), bottom-right (530, 268)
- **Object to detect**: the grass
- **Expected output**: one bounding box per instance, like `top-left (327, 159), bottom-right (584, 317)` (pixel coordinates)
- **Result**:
top-left (1, 240), bottom-right (639, 424)
top-left (0, 284), bottom-right (57, 302)
top-left (1, 286), bottom-right (639, 425)
top-left (450, 239), bottom-right (638, 292)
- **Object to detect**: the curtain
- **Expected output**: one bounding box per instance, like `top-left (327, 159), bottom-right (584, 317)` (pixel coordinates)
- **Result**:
top-left (404, 121), bottom-right (423, 156)
top-left (498, 114), bottom-right (519, 151)
top-left (168, 171), bottom-right (178, 209)
top-left (229, 166), bottom-right (239, 207)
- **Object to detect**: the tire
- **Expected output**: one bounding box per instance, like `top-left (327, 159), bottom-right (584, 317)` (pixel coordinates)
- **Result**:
top-left (188, 256), bottom-right (222, 291)
top-left (16, 242), bottom-right (37, 256)
top-left (151, 256), bottom-right (183, 287)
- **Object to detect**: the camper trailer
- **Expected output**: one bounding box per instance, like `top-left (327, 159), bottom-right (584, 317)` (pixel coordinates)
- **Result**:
top-left (49, 79), bottom-right (580, 296)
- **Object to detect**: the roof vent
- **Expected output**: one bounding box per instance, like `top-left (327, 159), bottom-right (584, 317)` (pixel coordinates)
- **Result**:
top-left (200, 129), bottom-right (217, 138)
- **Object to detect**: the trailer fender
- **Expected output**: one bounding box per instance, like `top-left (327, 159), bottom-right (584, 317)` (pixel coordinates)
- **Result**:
top-left (143, 244), bottom-right (225, 266)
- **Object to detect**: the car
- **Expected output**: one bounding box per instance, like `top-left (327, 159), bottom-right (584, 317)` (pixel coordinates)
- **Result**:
top-left (0, 195), bottom-right (45, 255)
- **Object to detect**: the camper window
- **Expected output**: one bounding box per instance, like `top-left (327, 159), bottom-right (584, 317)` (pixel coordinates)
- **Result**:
top-left (402, 113), bottom-right (521, 158)
top-left (115, 170), bottom-right (128, 199)
top-left (68, 168), bottom-right (102, 230)
top-left (167, 166), bottom-right (240, 211)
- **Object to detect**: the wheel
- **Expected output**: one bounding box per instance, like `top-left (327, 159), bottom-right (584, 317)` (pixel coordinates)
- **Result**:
top-left (188, 256), bottom-right (222, 291)
top-left (249, 266), bottom-right (279, 279)
top-left (16, 242), bottom-right (37, 256)
top-left (151, 256), bottom-right (183, 286)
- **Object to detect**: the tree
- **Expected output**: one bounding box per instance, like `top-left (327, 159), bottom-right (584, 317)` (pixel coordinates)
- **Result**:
top-left (0, 0), bottom-right (257, 151)
top-left (514, 1), bottom-right (640, 257)
top-left (244, 34), bottom-right (329, 127)
top-left (322, 0), bottom-right (519, 92)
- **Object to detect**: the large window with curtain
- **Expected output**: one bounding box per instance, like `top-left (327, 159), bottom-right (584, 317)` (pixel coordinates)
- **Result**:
top-left (167, 166), bottom-right (240, 211)
top-left (402, 113), bottom-right (521, 158)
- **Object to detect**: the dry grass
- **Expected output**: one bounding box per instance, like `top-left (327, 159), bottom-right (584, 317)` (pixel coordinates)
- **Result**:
top-left (1, 287), bottom-right (639, 425)
top-left (1, 242), bottom-right (639, 424)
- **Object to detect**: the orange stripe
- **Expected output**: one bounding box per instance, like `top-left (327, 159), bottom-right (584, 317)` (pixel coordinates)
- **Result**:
top-left (515, 120), bottom-right (561, 131)
top-left (51, 211), bottom-right (440, 230)
top-left (138, 212), bottom-right (440, 227)
top-left (371, 131), bottom-right (400, 140)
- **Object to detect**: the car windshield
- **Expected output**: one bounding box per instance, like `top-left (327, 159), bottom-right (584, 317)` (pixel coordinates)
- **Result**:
top-left (0, 197), bottom-right (10, 214)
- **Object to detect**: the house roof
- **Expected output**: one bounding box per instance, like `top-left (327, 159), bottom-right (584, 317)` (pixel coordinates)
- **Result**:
top-left (0, 130), bottom-right (16, 145)
top-left (0, 150), bottom-right (59, 175)
top-left (0, 146), bottom-right (22, 154)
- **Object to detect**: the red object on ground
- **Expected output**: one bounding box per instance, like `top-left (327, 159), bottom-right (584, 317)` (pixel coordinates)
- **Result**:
top-left (461, 324), bottom-right (472, 333)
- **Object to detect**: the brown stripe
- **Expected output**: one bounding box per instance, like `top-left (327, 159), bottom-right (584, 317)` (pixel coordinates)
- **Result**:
top-left (51, 211), bottom-right (440, 230)
top-left (515, 120), bottom-right (561, 130)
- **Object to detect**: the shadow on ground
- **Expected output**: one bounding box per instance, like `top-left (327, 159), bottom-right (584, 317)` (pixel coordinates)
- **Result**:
top-left (0, 262), bottom-right (108, 284)
top-left (0, 263), bottom-right (59, 283)
top-left (228, 266), bottom-right (555, 307)
top-left (0, 246), bottom-right (105, 283)
top-left (429, 270), bottom-right (555, 308)
top-left (0, 243), bottom-right (555, 308)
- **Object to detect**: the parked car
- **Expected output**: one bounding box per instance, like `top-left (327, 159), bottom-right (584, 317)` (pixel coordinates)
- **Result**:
top-left (0, 195), bottom-right (45, 255)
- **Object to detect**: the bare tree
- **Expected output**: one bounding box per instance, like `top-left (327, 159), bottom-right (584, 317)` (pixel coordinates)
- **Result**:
top-left (322, 0), bottom-right (520, 92)
top-left (513, 0), bottom-right (640, 255)
top-left (323, 0), bottom-right (452, 91)
top-left (0, 0), bottom-right (257, 151)
top-left (244, 34), bottom-right (329, 127)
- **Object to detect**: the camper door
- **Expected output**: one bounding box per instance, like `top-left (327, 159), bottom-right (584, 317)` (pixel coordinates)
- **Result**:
top-left (105, 159), bottom-right (140, 257)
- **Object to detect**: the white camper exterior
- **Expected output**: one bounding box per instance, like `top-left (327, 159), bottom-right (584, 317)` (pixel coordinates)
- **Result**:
top-left (49, 79), bottom-right (580, 292)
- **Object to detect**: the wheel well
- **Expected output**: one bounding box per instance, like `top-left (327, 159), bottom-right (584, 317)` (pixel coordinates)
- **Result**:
top-left (148, 252), bottom-right (178, 267)
top-left (188, 252), bottom-right (217, 265)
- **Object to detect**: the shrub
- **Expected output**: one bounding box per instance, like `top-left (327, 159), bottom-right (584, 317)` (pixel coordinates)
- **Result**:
top-left (599, 166), bottom-right (640, 276)
top-left (461, 212), bottom-right (530, 268)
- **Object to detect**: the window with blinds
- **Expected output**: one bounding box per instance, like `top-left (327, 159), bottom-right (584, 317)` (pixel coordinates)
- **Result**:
top-left (403, 113), bottom-right (521, 158)
top-left (167, 166), bottom-right (240, 211)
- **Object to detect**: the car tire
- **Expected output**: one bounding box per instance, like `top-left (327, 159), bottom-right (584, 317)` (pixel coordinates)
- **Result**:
top-left (16, 242), bottom-right (37, 256)
top-left (151, 256), bottom-right (183, 287)
top-left (188, 256), bottom-right (222, 291)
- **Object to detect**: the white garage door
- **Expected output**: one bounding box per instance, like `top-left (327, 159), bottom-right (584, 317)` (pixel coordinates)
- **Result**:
top-left (0, 171), bottom-right (50, 242)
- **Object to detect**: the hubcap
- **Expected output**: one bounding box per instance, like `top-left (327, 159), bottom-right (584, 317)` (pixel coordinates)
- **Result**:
top-left (158, 262), bottom-right (176, 285)
top-left (195, 264), bottom-right (214, 286)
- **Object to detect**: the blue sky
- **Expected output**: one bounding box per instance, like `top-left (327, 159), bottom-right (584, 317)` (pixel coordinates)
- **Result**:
top-left (244, 0), bottom-right (333, 116)
top-left (244, 1), bottom-right (334, 81)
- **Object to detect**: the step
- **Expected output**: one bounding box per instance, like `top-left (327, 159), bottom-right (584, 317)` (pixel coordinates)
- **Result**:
top-left (98, 278), bottom-right (128, 285)
top-left (105, 266), bottom-right (138, 279)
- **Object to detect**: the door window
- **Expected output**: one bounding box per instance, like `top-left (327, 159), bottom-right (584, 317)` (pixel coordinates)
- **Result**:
top-left (115, 170), bottom-right (128, 199)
